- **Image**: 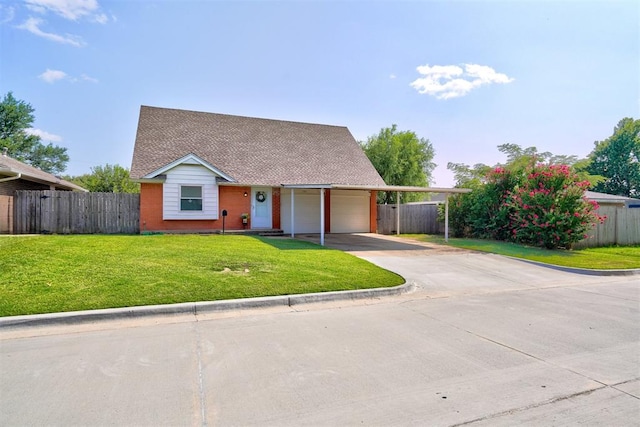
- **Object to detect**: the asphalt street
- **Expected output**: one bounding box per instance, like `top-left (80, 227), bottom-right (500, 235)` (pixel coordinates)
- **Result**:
top-left (1, 237), bottom-right (639, 426)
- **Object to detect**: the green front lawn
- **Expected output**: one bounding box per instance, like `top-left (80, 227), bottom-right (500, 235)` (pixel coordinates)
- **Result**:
top-left (404, 234), bottom-right (640, 270)
top-left (0, 235), bottom-right (404, 317)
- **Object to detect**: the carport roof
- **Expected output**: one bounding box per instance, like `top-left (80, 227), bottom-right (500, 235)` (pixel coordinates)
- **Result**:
top-left (282, 183), bottom-right (472, 194)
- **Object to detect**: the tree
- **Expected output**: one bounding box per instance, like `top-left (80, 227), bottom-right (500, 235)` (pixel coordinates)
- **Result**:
top-left (67, 164), bottom-right (140, 193)
top-left (587, 118), bottom-right (640, 197)
top-left (0, 92), bottom-right (69, 174)
top-left (361, 125), bottom-right (436, 204)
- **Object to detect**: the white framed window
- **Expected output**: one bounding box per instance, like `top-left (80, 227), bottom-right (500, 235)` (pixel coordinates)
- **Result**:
top-left (162, 165), bottom-right (219, 220)
top-left (180, 185), bottom-right (203, 211)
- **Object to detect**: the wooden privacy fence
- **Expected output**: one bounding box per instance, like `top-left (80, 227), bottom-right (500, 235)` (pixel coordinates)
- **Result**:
top-left (574, 206), bottom-right (640, 248)
top-left (13, 191), bottom-right (140, 234)
top-left (377, 203), bottom-right (441, 235)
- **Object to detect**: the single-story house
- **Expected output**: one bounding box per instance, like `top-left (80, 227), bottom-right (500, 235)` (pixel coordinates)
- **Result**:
top-left (1, 151), bottom-right (86, 234)
top-left (585, 191), bottom-right (640, 209)
top-left (130, 106), bottom-right (389, 235)
top-left (0, 151), bottom-right (86, 195)
top-left (130, 106), bottom-right (470, 241)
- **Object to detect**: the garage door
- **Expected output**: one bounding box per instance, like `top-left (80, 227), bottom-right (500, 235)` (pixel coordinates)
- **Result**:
top-left (281, 188), bottom-right (321, 233)
top-left (330, 190), bottom-right (370, 233)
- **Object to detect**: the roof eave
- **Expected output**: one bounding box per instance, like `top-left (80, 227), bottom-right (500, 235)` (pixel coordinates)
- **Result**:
top-left (142, 153), bottom-right (236, 182)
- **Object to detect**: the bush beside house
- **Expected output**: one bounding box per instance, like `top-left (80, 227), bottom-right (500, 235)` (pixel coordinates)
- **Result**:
top-left (447, 163), bottom-right (605, 249)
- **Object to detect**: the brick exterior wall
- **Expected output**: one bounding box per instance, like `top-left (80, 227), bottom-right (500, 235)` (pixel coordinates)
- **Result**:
top-left (139, 183), bottom-right (376, 234)
top-left (0, 179), bottom-right (52, 196)
top-left (369, 190), bottom-right (377, 233)
top-left (140, 183), bottom-right (282, 232)
top-left (219, 186), bottom-right (253, 229)
top-left (272, 188), bottom-right (281, 229)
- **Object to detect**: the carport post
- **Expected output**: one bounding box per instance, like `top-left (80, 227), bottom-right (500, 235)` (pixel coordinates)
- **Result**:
top-left (396, 191), bottom-right (400, 236)
top-left (290, 188), bottom-right (295, 238)
top-left (320, 188), bottom-right (325, 246)
top-left (444, 194), bottom-right (449, 242)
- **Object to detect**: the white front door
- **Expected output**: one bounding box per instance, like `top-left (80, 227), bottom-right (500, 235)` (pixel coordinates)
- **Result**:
top-left (251, 187), bottom-right (272, 229)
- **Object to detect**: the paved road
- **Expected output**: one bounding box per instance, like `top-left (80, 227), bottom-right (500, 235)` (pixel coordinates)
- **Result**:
top-left (1, 238), bottom-right (639, 426)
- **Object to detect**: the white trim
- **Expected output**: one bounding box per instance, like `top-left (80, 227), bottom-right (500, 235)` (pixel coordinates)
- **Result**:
top-left (143, 153), bottom-right (235, 182)
top-left (179, 185), bottom-right (203, 212)
top-left (332, 184), bottom-right (472, 194)
top-left (290, 188), bottom-right (295, 238)
top-left (282, 183), bottom-right (332, 189)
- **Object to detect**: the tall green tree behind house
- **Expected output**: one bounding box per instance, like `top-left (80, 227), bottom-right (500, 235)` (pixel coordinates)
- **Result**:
top-left (361, 125), bottom-right (436, 204)
top-left (587, 117), bottom-right (640, 197)
top-left (67, 164), bottom-right (140, 193)
top-left (0, 92), bottom-right (69, 174)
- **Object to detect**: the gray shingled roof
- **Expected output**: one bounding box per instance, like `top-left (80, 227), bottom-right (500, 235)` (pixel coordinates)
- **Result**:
top-left (0, 154), bottom-right (86, 191)
top-left (130, 106), bottom-right (385, 187)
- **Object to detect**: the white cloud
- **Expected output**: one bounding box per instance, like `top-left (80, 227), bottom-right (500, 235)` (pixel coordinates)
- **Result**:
top-left (93, 12), bottom-right (107, 24)
top-left (39, 68), bottom-right (67, 83)
top-left (411, 63), bottom-right (514, 99)
top-left (38, 69), bottom-right (99, 84)
top-left (389, 74), bottom-right (397, 80)
top-left (80, 74), bottom-right (98, 83)
top-left (18, 17), bottom-right (86, 46)
top-left (24, 0), bottom-right (105, 21)
top-left (26, 128), bottom-right (63, 142)
top-left (0, 5), bottom-right (16, 24)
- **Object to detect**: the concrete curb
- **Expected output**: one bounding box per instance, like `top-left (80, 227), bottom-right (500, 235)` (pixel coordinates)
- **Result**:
top-left (0, 282), bottom-right (415, 329)
top-left (504, 256), bottom-right (640, 276)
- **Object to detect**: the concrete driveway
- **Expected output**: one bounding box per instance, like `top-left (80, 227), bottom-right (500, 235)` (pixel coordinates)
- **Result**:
top-left (1, 234), bottom-right (638, 426)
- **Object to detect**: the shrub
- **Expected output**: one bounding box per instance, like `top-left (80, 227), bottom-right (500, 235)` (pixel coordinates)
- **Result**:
top-left (444, 163), bottom-right (605, 249)
top-left (504, 164), bottom-right (605, 249)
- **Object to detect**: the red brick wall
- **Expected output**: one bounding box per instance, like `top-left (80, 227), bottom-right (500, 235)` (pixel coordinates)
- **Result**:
top-left (369, 190), bottom-right (377, 233)
top-left (272, 188), bottom-right (281, 229)
top-left (140, 183), bottom-right (283, 232)
top-left (219, 186), bottom-right (252, 229)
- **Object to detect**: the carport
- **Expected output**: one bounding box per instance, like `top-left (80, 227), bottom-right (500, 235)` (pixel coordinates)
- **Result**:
top-left (284, 184), bottom-right (472, 246)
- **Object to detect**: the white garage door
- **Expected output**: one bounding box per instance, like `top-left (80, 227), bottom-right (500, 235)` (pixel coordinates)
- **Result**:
top-left (281, 188), bottom-right (321, 234)
top-left (330, 190), bottom-right (370, 233)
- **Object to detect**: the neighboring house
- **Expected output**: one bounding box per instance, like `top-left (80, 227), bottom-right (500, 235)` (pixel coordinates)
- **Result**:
top-left (130, 106), bottom-right (387, 234)
top-left (0, 151), bottom-right (86, 234)
top-left (0, 151), bottom-right (86, 195)
top-left (585, 191), bottom-right (640, 209)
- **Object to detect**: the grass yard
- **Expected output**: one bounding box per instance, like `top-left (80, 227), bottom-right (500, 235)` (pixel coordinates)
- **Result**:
top-left (0, 234), bottom-right (404, 317)
top-left (404, 234), bottom-right (640, 270)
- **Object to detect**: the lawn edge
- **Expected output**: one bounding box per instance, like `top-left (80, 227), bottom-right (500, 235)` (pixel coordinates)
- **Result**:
top-left (0, 281), bottom-right (414, 329)
top-left (501, 255), bottom-right (640, 276)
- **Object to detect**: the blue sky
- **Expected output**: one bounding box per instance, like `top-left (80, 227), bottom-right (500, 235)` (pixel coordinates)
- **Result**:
top-left (1, 0), bottom-right (638, 187)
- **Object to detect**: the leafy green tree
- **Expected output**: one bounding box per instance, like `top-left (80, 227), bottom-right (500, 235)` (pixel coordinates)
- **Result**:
top-left (361, 125), bottom-right (436, 204)
top-left (587, 118), bottom-right (640, 197)
top-left (496, 143), bottom-right (578, 167)
top-left (0, 92), bottom-right (69, 174)
top-left (67, 164), bottom-right (140, 193)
